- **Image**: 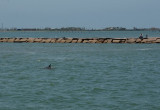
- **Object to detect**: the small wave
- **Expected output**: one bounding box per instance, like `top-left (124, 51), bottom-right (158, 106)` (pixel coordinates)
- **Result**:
top-left (136, 48), bottom-right (152, 51)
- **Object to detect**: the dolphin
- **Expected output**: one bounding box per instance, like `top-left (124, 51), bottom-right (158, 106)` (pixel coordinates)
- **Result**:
top-left (45, 64), bottom-right (52, 69)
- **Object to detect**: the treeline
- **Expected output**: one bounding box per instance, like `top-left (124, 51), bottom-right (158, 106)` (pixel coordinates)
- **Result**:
top-left (1, 27), bottom-right (160, 31)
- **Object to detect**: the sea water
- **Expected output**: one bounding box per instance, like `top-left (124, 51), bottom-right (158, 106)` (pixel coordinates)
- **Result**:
top-left (0, 31), bottom-right (160, 110)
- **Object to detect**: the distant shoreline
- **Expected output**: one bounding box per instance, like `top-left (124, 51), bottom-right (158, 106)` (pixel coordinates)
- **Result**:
top-left (0, 30), bottom-right (160, 32)
top-left (0, 27), bottom-right (160, 32)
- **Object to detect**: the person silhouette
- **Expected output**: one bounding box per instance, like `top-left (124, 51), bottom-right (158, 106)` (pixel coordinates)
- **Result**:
top-left (139, 33), bottom-right (143, 39)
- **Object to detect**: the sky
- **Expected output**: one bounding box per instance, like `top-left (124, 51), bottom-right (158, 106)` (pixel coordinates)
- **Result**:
top-left (0, 0), bottom-right (160, 29)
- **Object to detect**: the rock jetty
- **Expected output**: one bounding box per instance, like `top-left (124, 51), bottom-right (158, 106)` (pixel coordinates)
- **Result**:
top-left (0, 37), bottom-right (160, 43)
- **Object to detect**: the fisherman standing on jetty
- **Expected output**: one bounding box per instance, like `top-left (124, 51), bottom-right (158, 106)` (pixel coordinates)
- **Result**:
top-left (139, 33), bottom-right (143, 39)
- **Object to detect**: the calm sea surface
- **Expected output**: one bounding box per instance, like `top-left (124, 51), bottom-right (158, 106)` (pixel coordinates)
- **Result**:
top-left (0, 31), bottom-right (160, 110)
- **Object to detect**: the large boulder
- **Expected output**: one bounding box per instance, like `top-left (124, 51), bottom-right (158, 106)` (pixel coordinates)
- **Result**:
top-left (83, 40), bottom-right (90, 43)
top-left (72, 40), bottom-right (77, 43)
top-left (65, 38), bottom-right (73, 43)
top-left (34, 38), bottom-right (42, 42)
top-left (1, 38), bottom-right (8, 42)
top-left (8, 38), bottom-right (16, 42)
top-left (43, 38), bottom-right (51, 43)
top-left (136, 38), bottom-right (142, 43)
top-left (27, 38), bottom-right (35, 43)
top-left (77, 39), bottom-right (82, 43)
top-left (20, 38), bottom-right (28, 42)
top-left (126, 38), bottom-right (136, 43)
top-left (147, 37), bottom-right (157, 43)
top-left (107, 39), bottom-right (113, 43)
top-left (89, 40), bottom-right (97, 43)
top-left (50, 38), bottom-right (57, 43)
top-left (155, 38), bottom-right (160, 43)
top-left (112, 39), bottom-right (120, 43)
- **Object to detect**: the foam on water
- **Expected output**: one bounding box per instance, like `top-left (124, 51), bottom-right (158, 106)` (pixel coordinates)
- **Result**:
top-left (136, 48), bottom-right (152, 51)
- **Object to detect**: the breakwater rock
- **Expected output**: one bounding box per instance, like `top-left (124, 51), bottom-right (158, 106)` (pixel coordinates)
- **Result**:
top-left (0, 37), bottom-right (160, 43)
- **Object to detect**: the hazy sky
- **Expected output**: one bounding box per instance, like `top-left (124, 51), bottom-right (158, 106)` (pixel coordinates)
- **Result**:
top-left (0, 0), bottom-right (160, 28)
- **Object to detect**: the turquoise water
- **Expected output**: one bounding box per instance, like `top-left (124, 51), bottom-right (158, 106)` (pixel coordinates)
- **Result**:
top-left (0, 31), bottom-right (160, 110)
